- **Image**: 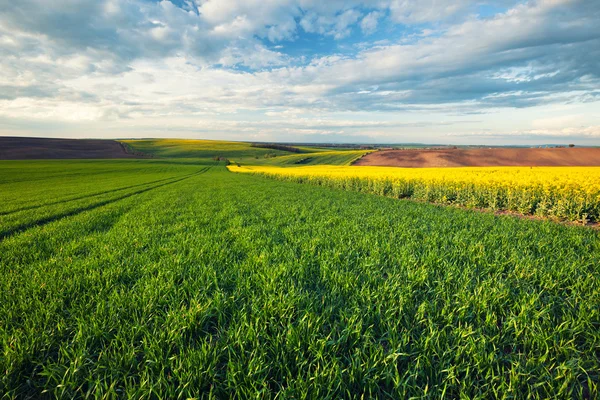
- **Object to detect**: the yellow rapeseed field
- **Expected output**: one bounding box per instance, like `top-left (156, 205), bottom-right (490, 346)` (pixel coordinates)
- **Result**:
top-left (229, 165), bottom-right (600, 222)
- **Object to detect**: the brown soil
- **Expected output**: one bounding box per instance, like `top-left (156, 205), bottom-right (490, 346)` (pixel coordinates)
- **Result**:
top-left (0, 137), bottom-right (142, 160)
top-left (354, 147), bottom-right (600, 168)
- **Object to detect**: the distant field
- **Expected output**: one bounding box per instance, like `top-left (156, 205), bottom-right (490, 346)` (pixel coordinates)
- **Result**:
top-left (2, 139), bottom-right (600, 398)
top-left (121, 139), bottom-right (294, 159)
top-left (0, 137), bottom-right (138, 159)
top-left (356, 147), bottom-right (600, 167)
top-left (122, 139), bottom-right (369, 166)
top-left (237, 150), bottom-right (370, 166)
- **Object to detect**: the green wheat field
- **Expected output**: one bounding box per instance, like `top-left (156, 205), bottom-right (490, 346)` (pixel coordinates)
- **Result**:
top-left (1, 140), bottom-right (599, 399)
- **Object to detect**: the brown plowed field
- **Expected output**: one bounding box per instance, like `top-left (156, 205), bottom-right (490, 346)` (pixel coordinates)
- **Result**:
top-left (354, 148), bottom-right (600, 168)
top-left (0, 137), bottom-right (141, 160)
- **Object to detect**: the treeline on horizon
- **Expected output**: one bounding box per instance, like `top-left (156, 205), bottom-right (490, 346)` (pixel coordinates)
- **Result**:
top-left (250, 143), bottom-right (302, 153)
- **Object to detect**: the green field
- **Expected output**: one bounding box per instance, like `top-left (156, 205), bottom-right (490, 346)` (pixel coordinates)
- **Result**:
top-left (122, 139), bottom-right (369, 167)
top-left (121, 139), bottom-right (293, 159)
top-left (2, 141), bottom-right (600, 398)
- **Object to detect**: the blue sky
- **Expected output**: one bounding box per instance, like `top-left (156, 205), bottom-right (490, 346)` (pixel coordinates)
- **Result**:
top-left (0, 0), bottom-right (599, 144)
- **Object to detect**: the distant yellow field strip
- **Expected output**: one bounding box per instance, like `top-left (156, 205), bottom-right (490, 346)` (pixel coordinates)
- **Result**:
top-left (229, 165), bottom-right (600, 222)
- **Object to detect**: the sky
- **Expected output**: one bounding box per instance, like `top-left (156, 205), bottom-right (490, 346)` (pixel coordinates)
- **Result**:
top-left (0, 0), bottom-right (599, 145)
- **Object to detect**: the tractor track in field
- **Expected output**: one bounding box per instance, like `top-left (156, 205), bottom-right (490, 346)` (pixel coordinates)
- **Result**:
top-left (0, 175), bottom-right (187, 216)
top-left (0, 166), bottom-right (212, 242)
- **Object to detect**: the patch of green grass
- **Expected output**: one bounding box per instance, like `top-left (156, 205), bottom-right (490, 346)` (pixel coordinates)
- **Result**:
top-left (0, 160), bottom-right (210, 239)
top-left (1, 160), bottom-right (599, 398)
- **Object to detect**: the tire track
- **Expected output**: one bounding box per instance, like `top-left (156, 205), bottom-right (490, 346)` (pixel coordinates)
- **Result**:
top-left (0, 166), bottom-right (211, 242)
top-left (0, 175), bottom-right (187, 216)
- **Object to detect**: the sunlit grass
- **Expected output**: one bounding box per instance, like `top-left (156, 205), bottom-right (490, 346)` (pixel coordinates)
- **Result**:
top-left (2, 141), bottom-right (599, 398)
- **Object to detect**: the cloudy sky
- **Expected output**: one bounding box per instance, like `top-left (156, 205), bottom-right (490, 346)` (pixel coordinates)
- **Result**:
top-left (1, 0), bottom-right (599, 144)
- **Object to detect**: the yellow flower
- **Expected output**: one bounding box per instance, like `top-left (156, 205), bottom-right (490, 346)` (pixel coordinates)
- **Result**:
top-left (228, 165), bottom-right (600, 222)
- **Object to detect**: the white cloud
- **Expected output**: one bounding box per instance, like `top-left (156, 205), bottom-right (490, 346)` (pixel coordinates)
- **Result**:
top-left (1, 0), bottom-right (599, 144)
top-left (451, 125), bottom-right (600, 138)
top-left (522, 126), bottom-right (600, 137)
top-left (531, 114), bottom-right (586, 129)
top-left (218, 45), bottom-right (287, 69)
top-left (300, 8), bottom-right (362, 39)
top-left (386, 0), bottom-right (470, 23)
top-left (196, 0), bottom-right (303, 42)
top-left (360, 12), bottom-right (382, 35)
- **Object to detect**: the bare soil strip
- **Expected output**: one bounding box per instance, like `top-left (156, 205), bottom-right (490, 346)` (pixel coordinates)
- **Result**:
top-left (354, 147), bottom-right (600, 168)
top-left (0, 137), bottom-right (140, 159)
